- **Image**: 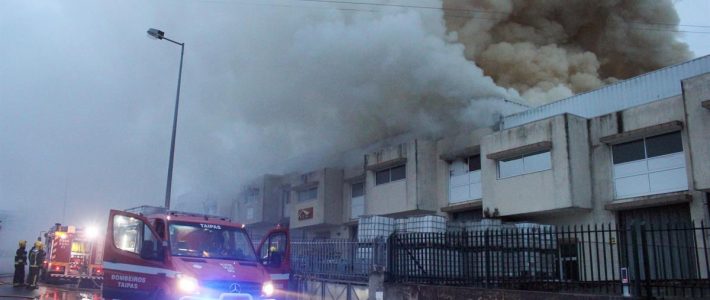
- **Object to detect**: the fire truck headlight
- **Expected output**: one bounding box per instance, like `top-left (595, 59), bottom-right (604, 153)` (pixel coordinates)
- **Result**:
top-left (261, 281), bottom-right (275, 297)
top-left (177, 276), bottom-right (199, 293)
top-left (86, 226), bottom-right (99, 239)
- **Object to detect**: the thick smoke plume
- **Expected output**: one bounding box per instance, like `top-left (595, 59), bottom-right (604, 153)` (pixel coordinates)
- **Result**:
top-left (444, 0), bottom-right (693, 104)
top-left (0, 0), bottom-right (693, 272)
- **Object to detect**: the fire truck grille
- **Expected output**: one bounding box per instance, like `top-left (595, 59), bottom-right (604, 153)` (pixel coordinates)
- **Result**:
top-left (201, 280), bottom-right (261, 296)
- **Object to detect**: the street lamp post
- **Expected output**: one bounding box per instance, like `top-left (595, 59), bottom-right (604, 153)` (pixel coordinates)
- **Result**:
top-left (147, 28), bottom-right (184, 209)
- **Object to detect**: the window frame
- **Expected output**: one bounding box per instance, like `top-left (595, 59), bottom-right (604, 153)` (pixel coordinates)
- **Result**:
top-left (448, 156), bottom-right (483, 203)
top-left (167, 221), bottom-right (257, 261)
top-left (296, 186), bottom-right (318, 202)
top-left (350, 181), bottom-right (366, 219)
top-left (496, 150), bottom-right (552, 179)
top-left (374, 164), bottom-right (407, 185)
top-left (611, 131), bottom-right (683, 165)
top-left (610, 131), bottom-right (686, 199)
top-left (281, 187), bottom-right (291, 218)
top-left (112, 215), bottom-right (143, 255)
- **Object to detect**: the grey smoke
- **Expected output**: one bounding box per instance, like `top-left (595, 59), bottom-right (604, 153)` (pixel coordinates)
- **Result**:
top-left (0, 0), bottom-right (691, 272)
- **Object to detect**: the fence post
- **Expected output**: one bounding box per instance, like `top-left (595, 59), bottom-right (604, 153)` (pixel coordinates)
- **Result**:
top-left (640, 223), bottom-right (652, 298)
top-left (368, 238), bottom-right (386, 300)
top-left (485, 229), bottom-right (490, 288)
top-left (631, 221), bottom-right (643, 298)
top-left (368, 266), bottom-right (385, 300)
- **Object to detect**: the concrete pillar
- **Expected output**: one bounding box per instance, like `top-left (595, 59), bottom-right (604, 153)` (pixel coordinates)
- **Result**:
top-left (368, 267), bottom-right (385, 300)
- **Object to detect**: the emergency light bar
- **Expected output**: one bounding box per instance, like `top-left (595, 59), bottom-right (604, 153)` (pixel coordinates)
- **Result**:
top-left (124, 205), bottom-right (231, 222)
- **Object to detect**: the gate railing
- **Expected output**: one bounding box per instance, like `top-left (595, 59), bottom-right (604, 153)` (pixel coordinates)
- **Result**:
top-left (387, 221), bottom-right (710, 299)
top-left (290, 238), bottom-right (387, 282)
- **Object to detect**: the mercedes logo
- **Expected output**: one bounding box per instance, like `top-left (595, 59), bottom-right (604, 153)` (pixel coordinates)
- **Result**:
top-left (229, 282), bottom-right (241, 293)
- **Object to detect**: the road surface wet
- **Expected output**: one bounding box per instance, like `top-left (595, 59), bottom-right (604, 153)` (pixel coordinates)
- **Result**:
top-left (0, 282), bottom-right (101, 300)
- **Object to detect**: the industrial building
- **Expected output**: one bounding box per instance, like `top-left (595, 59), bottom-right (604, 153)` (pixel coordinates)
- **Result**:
top-left (234, 55), bottom-right (710, 241)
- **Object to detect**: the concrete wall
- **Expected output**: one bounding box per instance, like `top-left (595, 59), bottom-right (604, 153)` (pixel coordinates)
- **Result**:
top-left (364, 139), bottom-right (438, 216)
top-left (323, 168), bottom-right (344, 225)
top-left (684, 73), bottom-right (710, 192)
top-left (289, 168), bottom-right (343, 229)
top-left (414, 139), bottom-right (439, 212)
top-left (234, 174), bottom-right (282, 225)
top-left (481, 114), bottom-right (591, 217)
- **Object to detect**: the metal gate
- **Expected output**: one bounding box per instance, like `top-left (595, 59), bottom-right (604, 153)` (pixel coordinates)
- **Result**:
top-left (388, 222), bottom-right (710, 299)
top-left (292, 277), bottom-right (368, 300)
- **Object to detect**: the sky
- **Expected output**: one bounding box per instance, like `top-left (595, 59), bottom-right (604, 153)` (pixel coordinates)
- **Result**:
top-left (0, 0), bottom-right (709, 272)
top-left (675, 0), bottom-right (710, 57)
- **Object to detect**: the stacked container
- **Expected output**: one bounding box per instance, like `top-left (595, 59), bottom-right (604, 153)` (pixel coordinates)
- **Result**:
top-left (395, 218), bottom-right (408, 233)
top-left (405, 215), bottom-right (447, 233)
top-left (356, 216), bottom-right (394, 274)
top-left (357, 215), bottom-right (395, 242)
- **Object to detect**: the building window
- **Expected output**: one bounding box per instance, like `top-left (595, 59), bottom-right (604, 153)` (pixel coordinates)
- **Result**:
top-left (281, 188), bottom-right (291, 218)
top-left (497, 151), bottom-right (551, 179)
top-left (351, 182), bottom-right (365, 219)
top-left (375, 165), bottom-right (406, 185)
top-left (467, 154), bottom-right (481, 172)
top-left (244, 187), bottom-right (260, 203)
top-left (612, 131), bottom-right (687, 199)
top-left (352, 182), bottom-right (365, 197)
top-left (297, 186), bottom-right (317, 202)
top-left (449, 155), bottom-right (482, 204)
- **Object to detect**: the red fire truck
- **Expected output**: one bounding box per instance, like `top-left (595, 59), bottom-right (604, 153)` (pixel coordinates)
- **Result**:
top-left (102, 206), bottom-right (278, 300)
top-left (41, 223), bottom-right (103, 287)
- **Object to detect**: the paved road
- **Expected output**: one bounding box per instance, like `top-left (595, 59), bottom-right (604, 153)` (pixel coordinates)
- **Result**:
top-left (0, 280), bottom-right (101, 300)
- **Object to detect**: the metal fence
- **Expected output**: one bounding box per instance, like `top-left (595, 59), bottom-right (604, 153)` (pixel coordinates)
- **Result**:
top-left (290, 238), bottom-right (387, 282)
top-left (387, 222), bottom-right (710, 299)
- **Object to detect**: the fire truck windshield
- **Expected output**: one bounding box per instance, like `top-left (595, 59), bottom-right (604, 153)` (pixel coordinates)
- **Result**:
top-left (167, 222), bottom-right (257, 261)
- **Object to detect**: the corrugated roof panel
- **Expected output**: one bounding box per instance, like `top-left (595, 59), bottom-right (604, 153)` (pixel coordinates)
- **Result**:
top-left (502, 55), bottom-right (710, 129)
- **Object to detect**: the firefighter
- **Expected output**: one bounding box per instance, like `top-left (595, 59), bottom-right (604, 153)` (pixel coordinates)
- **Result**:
top-left (26, 241), bottom-right (46, 289)
top-left (13, 240), bottom-right (27, 287)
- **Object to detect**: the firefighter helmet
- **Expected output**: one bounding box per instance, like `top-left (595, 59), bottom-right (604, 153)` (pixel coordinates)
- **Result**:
top-left (34, 241), bottom-right (43, 249)
top-left (19, 240), bottom-right (27, 248)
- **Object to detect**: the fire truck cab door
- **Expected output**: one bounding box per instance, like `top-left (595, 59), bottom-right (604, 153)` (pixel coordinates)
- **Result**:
top-left (102, 209), bottom-right (171, 300)
top-left (257, 229), bottom-right (290, 290)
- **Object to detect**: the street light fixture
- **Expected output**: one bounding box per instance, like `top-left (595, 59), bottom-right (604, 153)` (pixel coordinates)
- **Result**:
top-left (147, 28), bottom-right (164, 40)
top-left (147, 27), bottom-right (185, 209)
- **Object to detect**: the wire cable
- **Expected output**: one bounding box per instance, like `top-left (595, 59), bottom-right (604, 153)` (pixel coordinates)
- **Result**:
top-left (206, 0), bottom-right (710, 34)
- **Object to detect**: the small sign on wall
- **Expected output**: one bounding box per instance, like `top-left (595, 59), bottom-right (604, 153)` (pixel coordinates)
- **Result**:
top-left (298, 207), bottom-right (314, 220)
